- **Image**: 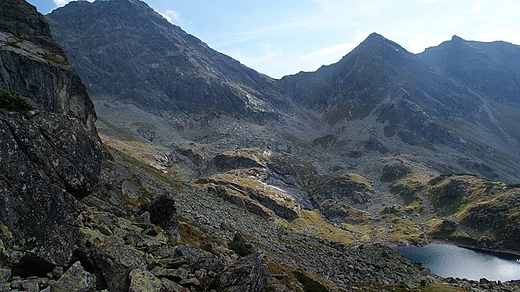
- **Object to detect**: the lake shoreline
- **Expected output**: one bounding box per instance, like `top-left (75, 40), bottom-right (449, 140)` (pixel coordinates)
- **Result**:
top-left (392, 241), bottom-right (520, 282)
top-left (389, 238), bottom-right (520, 258)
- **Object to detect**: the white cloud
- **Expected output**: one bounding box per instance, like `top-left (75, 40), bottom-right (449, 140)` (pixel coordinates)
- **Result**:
top-left (300, 32), bottom-right (367, 62)
top-left (406, 35), bottom-right (447, 53)
top-left (424, 0), bottom-right (455, 3)
top-left (466, 0), bottom-right (488, 14)
top-left (53, 0), bottom-right (94, 7)
top-left (160, 10), bottom-right (180, 24)
top-left (229, 43), bottom-right (282, 66)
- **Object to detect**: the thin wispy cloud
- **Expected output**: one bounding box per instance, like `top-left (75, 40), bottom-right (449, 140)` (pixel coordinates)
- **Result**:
top-left (466, 0), bottom-right (488, 14)
top-left (299, 32), bottom-right (368, 62)
top-left (53, 0), bottom-right (93, 7)
top-left (29, 0), bottom-right (520, 78)
top-left (160, 10), bottom-right (180, 24)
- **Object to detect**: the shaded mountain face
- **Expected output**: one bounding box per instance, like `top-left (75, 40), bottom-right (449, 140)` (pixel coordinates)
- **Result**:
top-left (417, 36), bottom-right (520, 172)
top-left (280, 33), bottom-right (481, 140)
top-left (46, 0), bottom-right (288, 122)
top-left (281, 33), bottom-right (520, 182)
top-left (281, 33), bottom-right (480, 119)
top-left (419, 35), bottom-right (520, 105)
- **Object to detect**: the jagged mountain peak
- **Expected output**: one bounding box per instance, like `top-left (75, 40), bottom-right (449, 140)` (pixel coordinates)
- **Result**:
top-left (53, 0), bottom-right (176, 33)
top-left (47, 0), bottom-right (289, 122)
top-left (347, 32), bottom-right (415, 63)
top-left (451, 34), bottom-right (464, 41)
top-left (281, 32), bottom-right (477, 119)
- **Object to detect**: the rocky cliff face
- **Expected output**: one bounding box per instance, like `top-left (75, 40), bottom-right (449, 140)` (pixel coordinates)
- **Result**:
top-left (0, 0), bottom-right (97, 131)
top-left (0, 0), bottom-right (103, 271)
top-left (419, 35), bottom-right (520, 105)
top-left (418, 36), bottom-right (520, 167)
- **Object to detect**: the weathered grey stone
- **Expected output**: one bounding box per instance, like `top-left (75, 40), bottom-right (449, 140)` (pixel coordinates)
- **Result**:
top-left (0, 268), bottom-right (10, 283)
top-left (144, 195), bottom-right (179, 234)
top-left (212, 252), bottom-right (267, 292)
top-left (0, 110), bottom-right (101, 266)
top-left (150, 266), bottom-right (188, 281)
top-left (92, 243), bottom-right (147, 292)
top-left (0, 0), bottom-right (102, 268)
top-left (51, 266), bottom-right (63, 280)
top-left (51, 261), bottom-right (96, 292)
top-left (173, 245), bottom-right (225, 273)
top-left (0, 0), bottom-right (97, 131)
top-left (160, 278), bottom-right (190, 292)
top-left (21, 277), bottom-right (40, 292)
top-left (128, 269), bottom-right (162, 292)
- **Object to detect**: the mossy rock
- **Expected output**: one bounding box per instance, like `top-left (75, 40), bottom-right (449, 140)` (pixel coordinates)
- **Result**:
top-left (319, 199), bottom-right (373, 224)
top-left (425, 218), bottom-right (456, 239)
top-left (380, 162), bottom-right (412, 182)
top-left (311, 173), bottom-right (374, 206)
top-left (293, 271), bottom-right (328, 292)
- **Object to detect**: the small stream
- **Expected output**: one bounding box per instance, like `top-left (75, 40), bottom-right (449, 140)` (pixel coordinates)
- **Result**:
top-left (394, 243), bottom-right (520, 281)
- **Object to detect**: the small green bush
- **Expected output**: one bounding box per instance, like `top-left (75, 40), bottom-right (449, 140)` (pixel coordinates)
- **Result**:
top-left (293, 271), bottom-right (328, 292)
top-left (200, 243), bottom-right (213, 253)
top-left (0, 89), bottom-right (35, 111)
top-left (227, 241), bottom-right (252, 257)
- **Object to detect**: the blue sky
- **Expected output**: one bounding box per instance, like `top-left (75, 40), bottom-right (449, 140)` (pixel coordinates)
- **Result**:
top-left (28, 0), bottom-right (520, 78)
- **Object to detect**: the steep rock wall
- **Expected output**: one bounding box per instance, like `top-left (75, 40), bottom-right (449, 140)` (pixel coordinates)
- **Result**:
top-left (0, 0), bottom-right (102, 267)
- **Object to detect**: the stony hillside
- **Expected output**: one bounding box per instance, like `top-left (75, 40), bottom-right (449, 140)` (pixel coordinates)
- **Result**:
top-left (3, 1), bottom-right (504, 291)
top-left (0, 0), bottom-right (506, 290)
top-left (43, 0), bottom-right (520, 260)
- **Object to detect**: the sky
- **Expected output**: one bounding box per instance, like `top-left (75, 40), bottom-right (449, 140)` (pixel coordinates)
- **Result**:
top-left (28, 0), bottom-right (520, 78)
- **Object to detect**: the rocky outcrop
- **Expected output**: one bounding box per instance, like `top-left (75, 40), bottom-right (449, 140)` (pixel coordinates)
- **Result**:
top-left (196, 168), bottom-right (301, 220)
top-left (0, 0), bottom-right (97, 132)
top-left (310, 173), bottom-right (374, 206)
top-left (0, 0), bottom-right (102, 277)
top-left (0, 111), bottom-right (101, 267)
top-left (0, 0), bottom-right (102, 270)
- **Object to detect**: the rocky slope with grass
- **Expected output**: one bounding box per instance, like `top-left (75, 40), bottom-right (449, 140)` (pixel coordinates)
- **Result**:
top-left (0, 0), bottom-right (516, 290)
top-left (44, 0), bottom-right (520, 261)
top-left (1, 1), bottom-right (500, 291)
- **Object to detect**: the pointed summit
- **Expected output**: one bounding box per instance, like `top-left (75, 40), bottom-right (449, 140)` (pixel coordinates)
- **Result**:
top-left (342, 32), bottom-right (416, 69)
top-left (451, 35), bottom-right (464, 42)
top-left (47, 0), bottom-right (288, 122)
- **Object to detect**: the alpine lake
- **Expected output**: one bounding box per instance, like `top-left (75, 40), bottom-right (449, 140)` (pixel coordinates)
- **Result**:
top-left (394, 243), bottom-right (520, 282)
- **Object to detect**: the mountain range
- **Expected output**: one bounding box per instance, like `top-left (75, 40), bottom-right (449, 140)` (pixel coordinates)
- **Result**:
top-left (1, 0), bottom-right (520, 291)
top-left (47, 0), bottom-right (520, 184)
top-left (46, 0), bottom-right (520, 252)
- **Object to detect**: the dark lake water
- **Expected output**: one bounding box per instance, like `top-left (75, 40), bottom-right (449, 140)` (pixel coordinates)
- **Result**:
top-left (394, 243), bottom-right (520, 281)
